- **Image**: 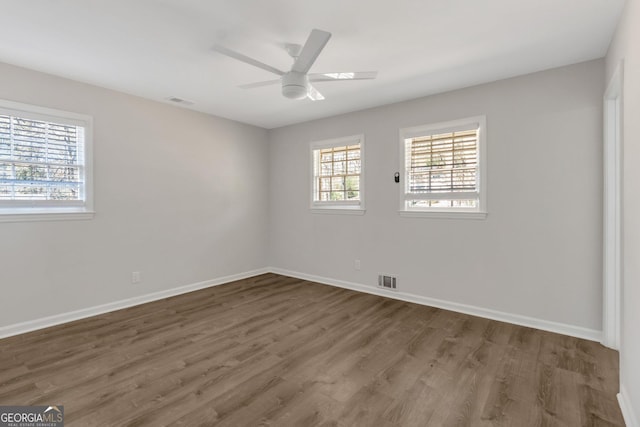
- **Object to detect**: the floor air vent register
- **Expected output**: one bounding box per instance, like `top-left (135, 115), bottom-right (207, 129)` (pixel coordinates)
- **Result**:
top-left (378, 275), bottom-right (397, 290)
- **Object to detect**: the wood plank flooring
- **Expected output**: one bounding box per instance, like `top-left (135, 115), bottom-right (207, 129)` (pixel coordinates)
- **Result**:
top-left (0, 273), bottom-right (624, 426)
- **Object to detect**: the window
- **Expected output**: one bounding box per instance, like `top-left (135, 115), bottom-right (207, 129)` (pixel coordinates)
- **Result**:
top-left (0, 99), bottom-right (93, 222)
top-left (399, 116), bottom-right (486, 218)
top-left (311, 135), bottom-right (364, 214)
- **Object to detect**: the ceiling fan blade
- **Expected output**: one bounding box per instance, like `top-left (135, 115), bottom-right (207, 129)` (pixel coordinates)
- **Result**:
top-left (292, 29), bottom-right (332, 74)
top-left (308, 71), bottom-right (378, 82)
top-left (307, 84), bottom-right (325, 101)
top-left (238, 79), bottom-right (281, 89)
top-left (213, 44), bottom-right (285, 76)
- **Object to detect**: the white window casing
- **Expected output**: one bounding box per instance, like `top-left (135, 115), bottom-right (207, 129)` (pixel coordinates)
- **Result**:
top-left (0, 99), bottom-right (94, 222)
top-left (399, 116), bottom-right (487, 219)
top-left (310, 134), bottom-right (365, 214)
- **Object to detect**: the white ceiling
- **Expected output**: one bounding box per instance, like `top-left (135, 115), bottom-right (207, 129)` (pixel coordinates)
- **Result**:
top-left (0, 0), bottom-right (624, 129)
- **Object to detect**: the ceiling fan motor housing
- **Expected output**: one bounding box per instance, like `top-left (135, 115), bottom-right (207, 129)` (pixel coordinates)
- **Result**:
top-left (282, 71), bottom-right (309, 100)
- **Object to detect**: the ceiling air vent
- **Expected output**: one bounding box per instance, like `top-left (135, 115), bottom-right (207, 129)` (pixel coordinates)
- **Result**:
top-left (165, 97), bottom-right (194, 106)
top-left (378, 274), bottom-right (397, 291)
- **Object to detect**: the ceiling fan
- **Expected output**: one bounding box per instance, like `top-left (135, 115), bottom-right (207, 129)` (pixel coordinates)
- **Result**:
top-left (213, 29), bottom-right (377, 101)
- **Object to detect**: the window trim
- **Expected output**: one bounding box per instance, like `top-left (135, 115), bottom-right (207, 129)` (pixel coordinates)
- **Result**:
top-left (398, 116), bottom-right (487, 219)
top-left (309, 134), bottom-right (365, 214)
top-left (0, 99), bottom-right (94, 223)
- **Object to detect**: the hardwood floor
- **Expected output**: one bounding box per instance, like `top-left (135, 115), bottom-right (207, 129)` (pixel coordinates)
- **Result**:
top-left (0, 273), bottom-right (623, 426)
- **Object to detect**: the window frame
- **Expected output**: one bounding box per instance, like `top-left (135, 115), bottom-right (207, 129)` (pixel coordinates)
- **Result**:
top-left (309, 134), bottom-right (365, 215)
top-left (399, 116), bottom-right (487, 219)
top-left (0, 99), bottom-right (94, 223)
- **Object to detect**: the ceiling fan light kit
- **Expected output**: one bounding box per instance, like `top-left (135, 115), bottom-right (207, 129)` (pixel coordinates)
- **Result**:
top-left (213, 29), bottom-right (377, 101)
top-left (282, 72), bottom-right (309, 100)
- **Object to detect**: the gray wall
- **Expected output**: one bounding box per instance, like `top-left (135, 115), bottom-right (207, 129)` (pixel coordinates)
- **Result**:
top-left (606, 0), bottom-right (640, 422)
top-left (269, 60), bottom-right (604, 332)
top-left (0, 62), bottom-right (269, 326)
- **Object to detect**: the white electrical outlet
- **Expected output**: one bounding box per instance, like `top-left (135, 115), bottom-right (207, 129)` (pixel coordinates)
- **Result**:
top-left (132, 271), bottom-right (142, 284)
top-left (355, 259), bottom-right (361, 271)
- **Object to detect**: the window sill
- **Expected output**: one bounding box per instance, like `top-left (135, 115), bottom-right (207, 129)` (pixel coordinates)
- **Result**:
top-left (0, 209), bottom-right (95, 223)
top-left (310, 207), bottom-right (366, 216)
top-left (399, 210), bottom-right (487, 220)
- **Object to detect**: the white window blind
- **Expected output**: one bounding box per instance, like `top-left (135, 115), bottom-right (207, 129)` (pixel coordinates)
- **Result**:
top-left (400, 116), bottom-right (486, 215)
top-left (0, 99), bottom-right (93, 221)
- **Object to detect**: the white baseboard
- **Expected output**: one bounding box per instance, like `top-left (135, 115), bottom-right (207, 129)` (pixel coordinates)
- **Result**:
top-left (0, 267), bottom-right (270, 339)
top-left (619, 385), bottom-right (639, 427)
top-left (269, 267), bottom-right (602, 342)
top-left (0, 266), bottom-right (603, 344)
